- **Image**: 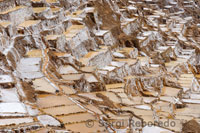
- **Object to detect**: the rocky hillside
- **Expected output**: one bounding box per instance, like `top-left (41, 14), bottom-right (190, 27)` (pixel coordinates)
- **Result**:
top-left (0, 0), bottom-right (200, 132)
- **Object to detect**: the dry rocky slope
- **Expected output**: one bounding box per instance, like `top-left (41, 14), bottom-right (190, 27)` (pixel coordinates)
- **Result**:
top-left (0, 0), bottom-right (200, 132)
